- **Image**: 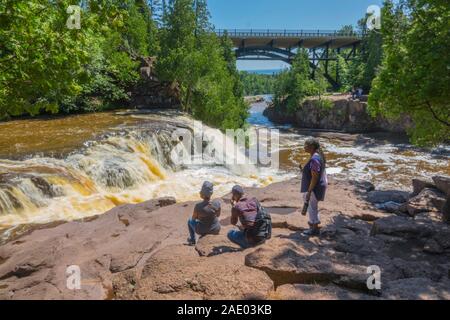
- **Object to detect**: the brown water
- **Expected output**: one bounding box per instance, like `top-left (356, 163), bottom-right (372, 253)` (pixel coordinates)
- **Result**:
top-left (0, 112), bottom-right (142, 159)
top-left (0, 102), bottom-right (448, 241)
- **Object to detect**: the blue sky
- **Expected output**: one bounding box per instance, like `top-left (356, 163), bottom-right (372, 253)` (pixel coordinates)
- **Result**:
top-left (207, 0), bottom-right (384, 70)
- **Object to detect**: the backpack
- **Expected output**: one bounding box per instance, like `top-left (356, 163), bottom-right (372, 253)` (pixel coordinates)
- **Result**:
top-left (246, 200), bottom-right (272, 243)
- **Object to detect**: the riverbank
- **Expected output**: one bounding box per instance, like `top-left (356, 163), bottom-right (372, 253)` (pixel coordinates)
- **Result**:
top-left (0, 177), bottom-right (449, 300)
top-left (264, 95), bottom-right (412, 134)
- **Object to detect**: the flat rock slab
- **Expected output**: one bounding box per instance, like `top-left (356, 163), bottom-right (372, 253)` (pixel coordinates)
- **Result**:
top-left (245, 238), bottom-right (370, 293)
top-left (195, 233), bottom-right (242, 257)
top-left (383, 278), bottom-right (450, 300)
top-left (114, 245), bottom-right (273, 300)
top-left (273, 284), bottom-right (376, 300)
top-left (371, 215), bottom-right (435, 239)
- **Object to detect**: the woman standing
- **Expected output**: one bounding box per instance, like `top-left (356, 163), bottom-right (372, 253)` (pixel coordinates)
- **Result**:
top-left (300, 138), bottom-right (328, 236)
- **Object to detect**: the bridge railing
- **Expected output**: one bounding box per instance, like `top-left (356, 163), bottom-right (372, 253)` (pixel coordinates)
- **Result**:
top-left (216, 29), bottom-right (362, 38)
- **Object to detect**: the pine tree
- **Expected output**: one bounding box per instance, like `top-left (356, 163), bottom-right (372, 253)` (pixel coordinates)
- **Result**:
top-left (193, 0), bottom-right (212, 38)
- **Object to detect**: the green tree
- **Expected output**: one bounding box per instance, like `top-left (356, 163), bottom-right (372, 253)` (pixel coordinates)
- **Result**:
top-left (273, 49), bottom-right (317, 113)
top-left (157, 0), bottom-right (248, 129)
top-left (0, 0), bottom-right (108, 118)
top-left (220, 32), bottom-right (244, 97)
top-left (0, 0), bottom-right (159, 118)
top-left (369, 0), bottom-right (450, 146)
top-left (239, 72), bottom-right (277, 96)
top-left (326, 22), bottom-right (382, 92)
top-left (0, 0), bottom-right (248, 131)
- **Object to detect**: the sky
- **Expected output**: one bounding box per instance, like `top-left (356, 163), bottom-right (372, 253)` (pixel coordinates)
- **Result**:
top-left (207, 0), bottom-right (384, 70)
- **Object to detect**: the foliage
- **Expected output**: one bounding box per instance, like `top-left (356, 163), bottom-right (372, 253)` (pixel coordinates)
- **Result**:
top-left (0, 0), bottom-right (248, 131)
top-left (0, 0), bottom-right (155, 118)
top-left (239, 72), bottom-right (277, 96)
top-left (368, 0), bottom-right (450, 146)
top-left (156, 0), bottom-right (248, 130)
top-left (324, 23), bottom-right (383, 93)
top-left (273, 49), bottom-right (318, 113)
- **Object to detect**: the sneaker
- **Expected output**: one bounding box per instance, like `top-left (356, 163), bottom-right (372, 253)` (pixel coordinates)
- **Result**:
top-left (186, 238), bottom-right (196, 246)
top-left (302, 228), bottom-right (320, 237)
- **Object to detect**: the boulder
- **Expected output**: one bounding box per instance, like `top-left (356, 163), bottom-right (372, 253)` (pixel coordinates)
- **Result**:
top-left (332, 233), bottom-right (384, 257)
top-left (346, 209), bottom-right (391, 221)
top-left (391, 258), bottom-right (448, 281)
top-left (433, 176), bottom-right (450, 196)
top-left (423, 239), bottom-right (444, 255)
top-left (412, 178), bottom-right (435, 196)
top-left (383, 278), bottom-right (450, 300)
top-left (245, 240), bottom-right (370, 292)
top-left (350, 180), bottom-right (375, 193)
top-left (366, 190), bottom-right (410, 204)
top-left (414, 211), bottom-right (443, 223)
top-left (433, 228), bottom-right (450, 250)
top-left (407, 188), bottom-right (446, 216)
top-left (195, 234), bottom-right (242, 257)
top-left (370, 216), bottom-right (434, 239)
top-left (273, 283), bottom-right (376, 300)
top-left (375, 201), bottom-right (403, 214)
top-left (116, 245), bottom-right (274, 300)
top-left (443, 198), bottom-right (450, 223)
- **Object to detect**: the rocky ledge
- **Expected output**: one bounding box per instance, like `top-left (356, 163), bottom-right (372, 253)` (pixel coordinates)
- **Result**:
top-left (0, 177), bottom-right (449, 300)
top-left (264, 96), bottom-right (412, 134)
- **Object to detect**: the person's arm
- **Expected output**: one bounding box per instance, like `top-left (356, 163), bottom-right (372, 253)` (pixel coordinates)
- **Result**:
top-left (230, 207), bottom-right (239, 226)
top-left (192, 206), bottom-right (199, 220)
top-left (307, 172), bottom-right (320, 200)
top-left (214, 201), bottom-right (221, 218)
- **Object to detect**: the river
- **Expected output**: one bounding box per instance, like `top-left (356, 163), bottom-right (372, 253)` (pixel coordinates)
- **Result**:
top-left (0, 97), bottom-right (449, 241)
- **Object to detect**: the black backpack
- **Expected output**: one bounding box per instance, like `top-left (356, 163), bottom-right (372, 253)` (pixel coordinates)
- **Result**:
top-left (246, 200), bottom-right (272, 243)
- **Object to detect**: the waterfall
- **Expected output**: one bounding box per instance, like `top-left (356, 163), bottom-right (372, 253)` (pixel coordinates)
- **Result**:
top-left (0, 112), bottom-right (282, 229)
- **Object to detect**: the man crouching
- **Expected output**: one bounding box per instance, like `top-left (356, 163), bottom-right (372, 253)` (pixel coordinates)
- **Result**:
top-left (227, 185), bottom-right (272, 249)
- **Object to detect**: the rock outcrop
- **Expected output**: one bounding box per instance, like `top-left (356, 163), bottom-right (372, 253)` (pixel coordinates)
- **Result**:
top-left (0, 177), bottom-right (449, 300)
top-left (130, 57), bottom-right (181, 110)
top-left (264, 96), bottom-right (412, 134)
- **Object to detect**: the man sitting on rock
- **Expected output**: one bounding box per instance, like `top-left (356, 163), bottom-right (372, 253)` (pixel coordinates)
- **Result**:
top-left (227, 185), bottom-right (272, 249)
top-left (187, 181), bottom-right (221, 246)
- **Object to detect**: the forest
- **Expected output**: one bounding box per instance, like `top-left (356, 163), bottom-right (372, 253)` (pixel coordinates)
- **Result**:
top-left (0, 0), bottom-right (248, 130)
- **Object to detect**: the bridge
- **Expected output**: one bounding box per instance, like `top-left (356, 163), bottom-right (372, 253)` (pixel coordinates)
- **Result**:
top-left (216, 29), bottom-right (363, 88)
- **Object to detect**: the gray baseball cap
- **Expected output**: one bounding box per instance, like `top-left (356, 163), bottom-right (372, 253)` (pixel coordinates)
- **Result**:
top-left (231, 185), bottom-right (244, 197)
top-left (200, 181), bottom-right (214, 198)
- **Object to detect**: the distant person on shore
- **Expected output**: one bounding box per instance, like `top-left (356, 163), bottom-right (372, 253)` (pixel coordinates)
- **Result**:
top-left (356, 87), bottom-right (363, 100)
top-left (228, 185), bottom-right (272, 249)
top-left (350, 86), bottom-right (357, 100)
top-left (187, 181), bottom-right (221, 246)
top-left (299, 138), bottom-right (328, 236)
